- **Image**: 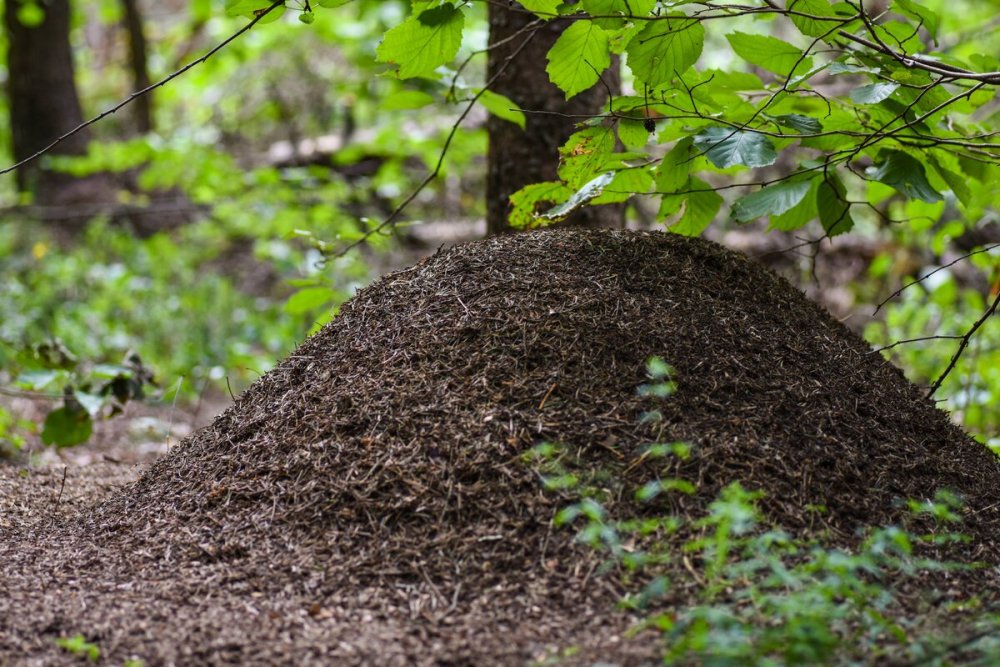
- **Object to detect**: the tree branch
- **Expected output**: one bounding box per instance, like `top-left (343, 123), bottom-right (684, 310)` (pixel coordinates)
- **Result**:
top-left (928, 289), bottom-right (1000, 396)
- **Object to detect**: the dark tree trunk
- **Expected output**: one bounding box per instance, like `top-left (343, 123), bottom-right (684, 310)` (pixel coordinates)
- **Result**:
top-left (4, 0), bottom-right (113, 207)
top-left (121, 0), bottom-right (153, 133)
top-left (486, 4), bottom-right (623, 235)
top-left (5, 0), bottom-right (87, 192)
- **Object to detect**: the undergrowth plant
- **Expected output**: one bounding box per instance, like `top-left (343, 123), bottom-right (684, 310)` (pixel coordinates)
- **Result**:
top-left (0, 211), bottom-right (365, 450)
top-left (529, 358), bottom-right (1000, 666)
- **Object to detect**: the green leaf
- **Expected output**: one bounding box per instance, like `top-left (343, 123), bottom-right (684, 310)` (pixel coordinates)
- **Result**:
top-left (592, 167), bottom-right (654, 204)
top-left (774, 114), bottom-right (822, 133)
top-left (817, 174), bottom-right (854, 236)
top-left (376, 3), bottom-right (465, 79)
top-left (894, 0), bottom-right (940, 40)
top-left (668, 178), bottom-right (723, 236)
top-left (732, 180), bottom-right (813, 222)
top-left (872, 21), bottom-right (924, 53)
top-left (726, 32), bottom-right (813, 78)
top-left (850, 82), bottom-right (899, 104)
top-left (41, 406), bottom-right (93, 448)
top-left (618, 118), bottom-right (652, 149)
top-left (298, 10), bottom-right (315, 23)
top-left (509, 181), bottom-right (574, 228)
top-left (225, 0), bottom-right (265, 16)
top-left (285, 286), bottom-right (335, 315)
top-left (770, 179), bottom-right (819, 230)
top-left (693, 127), bottom-right (778, 169)
top-left (517, 0), bottom-right (562, 18)
top-left (74, 392), bottom-right (104, 417)
top-left (14, 370), bottom-right (60, 390)
top-left (382, 89), bottom-right (436, 110)
top-left (583, 0), bottom-right (656, 29)
top-left (869, 150), bottom-right (943, 203)
top-left (540, 172), bottom-right (616, 219)
top-left (625, 16), bottom-right (704, 87)
top-left (655, 137), bottom-right (693, 192)
top-left (16, 1), bottom-right (45, 27)
top-left (928, 153), bottom-right (971, 206)
top-left (546, 21), bottom-right (611, 98)
top-left (55, 635), bottom-right (100, 662)
top-left (827, 61), bottom-right (880, 75)
top-left (558, 127), bottom-right (617, 188)
top-left (224, 0), bottom-right (285, 21)
top-left (478, 90), bottom-right (525, 129)
top-left (787, 0), bottom-right (839, 38)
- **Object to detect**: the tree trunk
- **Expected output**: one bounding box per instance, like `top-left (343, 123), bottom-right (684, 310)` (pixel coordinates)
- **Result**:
top-left (4, 0), bottom-right (115, 208)
top-left (121, 0), bottom-right (153, 134)
top-left (486, 4), bottom-right (624, 235)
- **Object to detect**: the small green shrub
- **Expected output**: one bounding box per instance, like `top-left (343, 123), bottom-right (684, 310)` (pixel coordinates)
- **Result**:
top-left (55, 634), bottom-right (100, 662)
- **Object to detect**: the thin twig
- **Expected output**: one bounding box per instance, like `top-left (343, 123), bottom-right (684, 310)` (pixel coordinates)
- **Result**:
top-left (56, 466), bottom-right (68, 505)
top-left (873, 334), bottom-right (964, 353)
top-left (874, 243), bottom-right (1000, 315)
top-left (0, 1), bottom-right (284, 178)
top-left (928, 289), bottom-right (1000, 396)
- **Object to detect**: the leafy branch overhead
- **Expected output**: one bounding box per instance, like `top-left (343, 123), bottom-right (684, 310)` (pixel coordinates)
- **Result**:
top-left (25, 0), bottom-right (999, 244)
top-left (306, 0), bottom-right (994, 244)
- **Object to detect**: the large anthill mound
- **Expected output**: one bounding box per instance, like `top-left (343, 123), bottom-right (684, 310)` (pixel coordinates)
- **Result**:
top-left (5, 229), bottom-right (999, 665)
top-left (93, 229), bottom-right (1000, 571)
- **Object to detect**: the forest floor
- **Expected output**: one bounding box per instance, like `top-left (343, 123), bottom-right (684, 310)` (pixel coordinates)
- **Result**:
top-left (2, 229), bottom-right (998, 666)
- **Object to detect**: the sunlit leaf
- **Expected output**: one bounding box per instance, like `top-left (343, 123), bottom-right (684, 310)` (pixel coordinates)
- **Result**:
top-left (509, 181), bottom-right (574, 228)
top-left (382, 90), bottom-right (436, 111)
top-left (655, 137), bottom-right (693, 192)
top-left (546, 21), bottom-right (611, 98)
top-left (787, 0), bottom-right (840, 38)
top-left (928, 152), bottom-right (971, 206)
top-left (626, 16), bottom-right (704, 87)
top-left (583, 0), bottom-right (656, 29)
top-left (727, 32), bottom-right (813, 78)
top-left (517, 0), bottom-right (562, 18)
top-left (478, 90), bottom-right (526, 129)
top-left (285, 287), bottom-right (336, 315)
top-left (894, 0), bottom-right (940, 41)
top-left (667, 178), bottom-right (723, 236)
top-left (376, 3), bottom-right (465, 79)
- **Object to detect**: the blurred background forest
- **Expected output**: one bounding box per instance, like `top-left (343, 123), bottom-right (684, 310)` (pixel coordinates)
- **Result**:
top-left (0, 0), bottom-right (997, 457)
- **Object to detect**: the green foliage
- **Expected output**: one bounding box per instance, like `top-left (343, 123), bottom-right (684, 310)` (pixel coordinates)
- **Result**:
top-left (328, 0), bottom-right (984, 245)
top-left (375, 2), bottom-right (465, 79)
top-left (732, 180), bottom-right (812, 223)
top-left (55, 634), bottom-right (100, 662)
top-left (545, 21), bottom-right (611, 99)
